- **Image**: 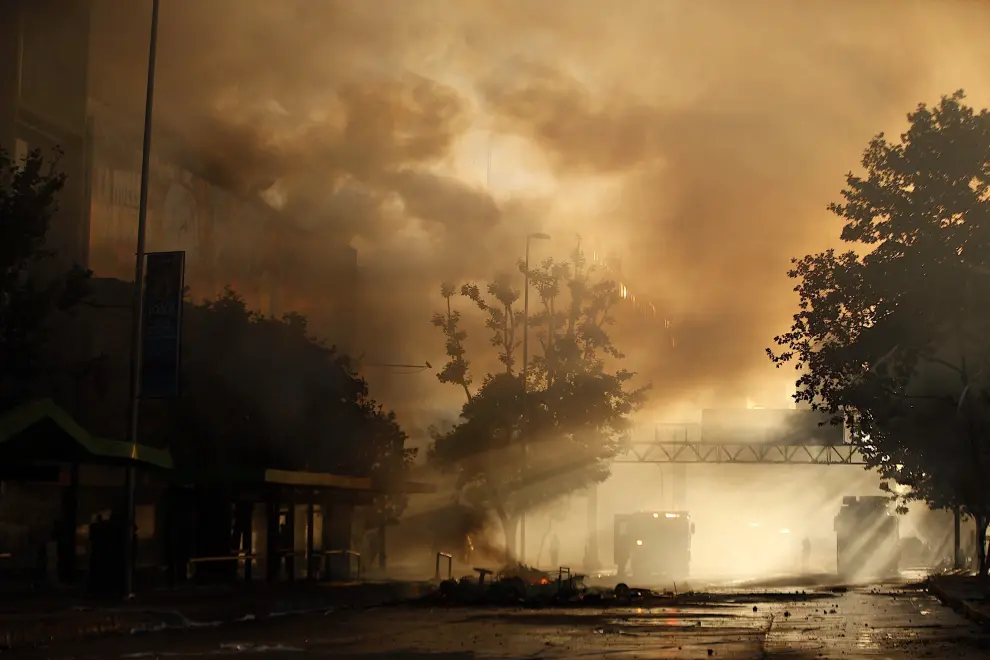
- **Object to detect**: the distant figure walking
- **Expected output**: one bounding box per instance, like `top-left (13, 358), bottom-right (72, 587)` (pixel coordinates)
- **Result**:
top-left (801, 537), bottom-right (812, 573)
top-left (549, 534), bottom-right (560, 570)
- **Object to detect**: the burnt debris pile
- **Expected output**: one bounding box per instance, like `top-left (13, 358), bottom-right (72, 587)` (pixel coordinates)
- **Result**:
top-left (424, 562), bottom-right (681, 608)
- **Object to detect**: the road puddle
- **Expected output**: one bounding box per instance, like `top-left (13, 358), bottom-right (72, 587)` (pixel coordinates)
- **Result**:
top-left (854, 627), bottom-right (884, 650)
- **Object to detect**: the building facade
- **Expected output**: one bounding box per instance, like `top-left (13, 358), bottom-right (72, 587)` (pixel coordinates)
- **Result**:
top-left (87, 103), bottom-right (286, 317)
top-left (86, 101), bottom-right (358, 350)
top-left (2, 0), bottom-right (360, 440)
top-left (1, 0), bottom-right (356, 346)
top-left (0, 0), bottom-right (92, 273)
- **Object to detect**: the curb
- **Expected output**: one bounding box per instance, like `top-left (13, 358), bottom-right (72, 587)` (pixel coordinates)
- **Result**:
top-left (0, 583), bottom-right (435, 651)
top-left (927, 578), bottom-right (990, 628)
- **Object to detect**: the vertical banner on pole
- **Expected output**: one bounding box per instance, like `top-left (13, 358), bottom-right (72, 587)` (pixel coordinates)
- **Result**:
top-left (141, 251), bottom-right (185, 399)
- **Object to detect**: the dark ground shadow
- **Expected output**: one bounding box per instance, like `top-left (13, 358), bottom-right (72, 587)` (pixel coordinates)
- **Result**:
top-left (460, 610), bottom-right (738, 627)
top-left (330, 654), bottom-right (474, 659)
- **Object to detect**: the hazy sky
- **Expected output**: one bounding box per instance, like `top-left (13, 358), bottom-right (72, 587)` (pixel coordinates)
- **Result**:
top-left (88, 0), bottom-right (990, 437)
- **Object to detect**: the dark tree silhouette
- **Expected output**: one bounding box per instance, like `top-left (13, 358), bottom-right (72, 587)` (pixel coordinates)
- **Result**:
top-left (0, 147), bottom-right (89, 408)
top-left (429, 243), bottom-right (648, 562)
top-left (176, 288), bottom-right (412, 483)
top-left (768, 91), bottom-right (990, 575)
top-left (170, 289), bottom-right (415, 563)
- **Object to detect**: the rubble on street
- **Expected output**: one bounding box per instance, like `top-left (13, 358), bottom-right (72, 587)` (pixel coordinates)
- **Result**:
top-left (424, 560), bottom-right (846, 610)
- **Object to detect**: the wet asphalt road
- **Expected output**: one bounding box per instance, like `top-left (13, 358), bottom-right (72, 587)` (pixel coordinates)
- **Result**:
top-left (9, 583), bottom-right (990, 659)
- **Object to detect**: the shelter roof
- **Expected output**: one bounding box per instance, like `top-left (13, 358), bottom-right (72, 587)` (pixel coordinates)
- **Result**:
top-left (0, 399), bottom-right (173, 469)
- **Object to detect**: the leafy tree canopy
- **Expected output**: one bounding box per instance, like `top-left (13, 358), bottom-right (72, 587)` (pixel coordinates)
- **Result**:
top-left (174, 288), bottom-right (415, 516)
top-left (429, 243), bottom-right (648, 560)
top-left (768, 91), bottom-right (990, 572)
top-left (0, 147), bottom-right (89, 407)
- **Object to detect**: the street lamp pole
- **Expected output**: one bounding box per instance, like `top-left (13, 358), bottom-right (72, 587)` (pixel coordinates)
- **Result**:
top-left (122, 0), bottom-right (161, 597)
top-left (520, 232), bottom-right (550, 564)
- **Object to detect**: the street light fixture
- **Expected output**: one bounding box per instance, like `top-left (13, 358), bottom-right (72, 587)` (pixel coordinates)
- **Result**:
top-left (359, 361), bottom-right (433, 373)
top-left (353, 353), bottom-right (432, 373)
top-left (520, 231), bottom-right (550, 564)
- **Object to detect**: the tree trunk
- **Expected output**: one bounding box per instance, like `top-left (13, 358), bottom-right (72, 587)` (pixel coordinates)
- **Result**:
top-left (535, 519), bottom-right (554, 568)
top-left (378, 512), bottom-right (387, 572)
top-left (498, 512), bottom-right (519, 565)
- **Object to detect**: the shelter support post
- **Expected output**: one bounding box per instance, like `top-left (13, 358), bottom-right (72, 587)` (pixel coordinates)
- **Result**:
top-left (306, 500), bottom-right (315, 580)
top-left (285, 504), bottom-right (296, 580)
top-left (954, 505), bottom-right (962, 571)
top-left (266, 495), bottom-right (280, 582)
top-left (242, 502), bottom-right (254, 581)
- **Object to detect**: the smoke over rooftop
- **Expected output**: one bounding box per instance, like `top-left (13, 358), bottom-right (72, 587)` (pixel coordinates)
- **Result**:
top-left (86, 0), bottom-right (990, 430)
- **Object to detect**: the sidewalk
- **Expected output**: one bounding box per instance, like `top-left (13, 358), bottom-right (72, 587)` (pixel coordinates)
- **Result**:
top-left (928, 574), bottom-right (990, 627)
top-left (0, 580), bottom-right (435, 650)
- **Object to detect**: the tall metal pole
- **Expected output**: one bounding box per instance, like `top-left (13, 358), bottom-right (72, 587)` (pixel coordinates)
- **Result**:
top-left (122, 0), bottom-right (161, 597)
top-left (585, 483), bottom-right (599, 571)
top-left (520, 238), bottom-right (531, 564)
top-left (518, 232), bottom-right (550, 565)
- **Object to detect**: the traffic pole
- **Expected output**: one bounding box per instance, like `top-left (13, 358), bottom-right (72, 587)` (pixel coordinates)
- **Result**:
top-left (122, 0), bottom-right (160, 597)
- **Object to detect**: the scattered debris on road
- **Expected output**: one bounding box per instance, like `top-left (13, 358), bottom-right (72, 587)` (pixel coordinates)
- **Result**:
top-left (422, 562), bottom-right (845, 610)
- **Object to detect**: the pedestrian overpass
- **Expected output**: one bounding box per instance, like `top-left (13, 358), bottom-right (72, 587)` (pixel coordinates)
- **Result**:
top-left (585, 413), bottom-right (964, 574)
top-left (615, 421), bottom-right (865, 465)
top-left (578, 410), bottom-right (868, 571)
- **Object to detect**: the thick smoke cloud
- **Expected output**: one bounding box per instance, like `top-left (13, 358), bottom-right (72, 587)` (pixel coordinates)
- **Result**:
top-left (87, 0), bottom-right (990, 433)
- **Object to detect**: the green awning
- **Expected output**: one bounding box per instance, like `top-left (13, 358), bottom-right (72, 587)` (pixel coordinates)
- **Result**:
top-left (0, 399), bottom-right (173, 470)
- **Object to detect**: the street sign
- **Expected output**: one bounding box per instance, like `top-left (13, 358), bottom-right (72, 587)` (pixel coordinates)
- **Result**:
top-left (140, 251), bottom-right (185, 398)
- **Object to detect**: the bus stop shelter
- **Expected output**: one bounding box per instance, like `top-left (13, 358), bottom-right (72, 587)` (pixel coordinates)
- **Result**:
top-left (172, 466), bottom-right (435, 584)
top-left (0, 398), bottom-right (172, 584)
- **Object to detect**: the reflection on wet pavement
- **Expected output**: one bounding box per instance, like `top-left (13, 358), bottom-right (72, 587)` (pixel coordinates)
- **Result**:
top-left (7, 584), bottom-right (990, 659)
top-left (763, 587), bottom-right (989, 658)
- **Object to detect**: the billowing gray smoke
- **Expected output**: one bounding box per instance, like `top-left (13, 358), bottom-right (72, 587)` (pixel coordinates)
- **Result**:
top-left (85, 0), bottom-right (990, 431)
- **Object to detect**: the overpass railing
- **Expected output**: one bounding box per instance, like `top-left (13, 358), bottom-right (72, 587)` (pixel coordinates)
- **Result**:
top-left (616, 441), bottom-right (865, 465)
